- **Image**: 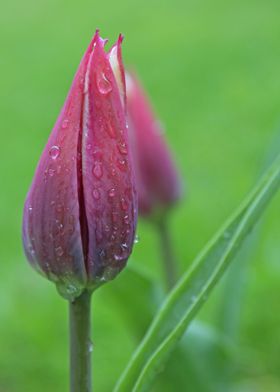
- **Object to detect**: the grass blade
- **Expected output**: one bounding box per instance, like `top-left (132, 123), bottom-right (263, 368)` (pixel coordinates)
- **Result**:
top-left (114, 154), bottom-right (280, 392)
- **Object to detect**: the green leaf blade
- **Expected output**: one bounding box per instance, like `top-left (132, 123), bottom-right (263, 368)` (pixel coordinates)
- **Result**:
top-left (114, 154), bottom-right (280, 392)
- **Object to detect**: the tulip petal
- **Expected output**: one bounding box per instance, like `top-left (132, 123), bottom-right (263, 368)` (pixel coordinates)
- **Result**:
top-left (81, 36), bottom-right (137, 283)
top-left (22, 36), bottom-right (97, 292)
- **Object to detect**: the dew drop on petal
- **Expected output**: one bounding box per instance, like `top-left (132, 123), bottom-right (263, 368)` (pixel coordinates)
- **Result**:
top-left (118, 141), bottom-right (128, 155)
top-left (117, 158), bottom-right (127, 171)
top-left (62, 119), bottom-right (69, 129)
top-left (120, 197), bottom-right (128, 211)
top-left (108, 188), bottom-right (116, 198)
top-left (49, 146), bottom-right (61, 160)
top-left (114, 254), bottom-right (125, 262)
top-left (93, 162), bottom-right (103, 179)
top-left (92, 189), bottom-right (100, 200)
top-left (48, 168), bottom-right (55, 176)
top-left (123, 214), bottom-right (129, 225)
top-left (55, 246), bottom-right (64, 257)
top-left (97, 72), bottom-right (112, 95)
top-left (134, 234), bottom-right (139, 244)
top-left (106, 122), bottom-right (116, 138)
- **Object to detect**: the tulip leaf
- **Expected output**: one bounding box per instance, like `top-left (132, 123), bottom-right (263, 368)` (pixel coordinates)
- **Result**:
top-left (114, 154), bottom-right (280, 392)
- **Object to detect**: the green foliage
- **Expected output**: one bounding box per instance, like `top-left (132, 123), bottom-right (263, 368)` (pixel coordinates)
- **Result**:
top-left (115, 155), bottom-right (280, 391)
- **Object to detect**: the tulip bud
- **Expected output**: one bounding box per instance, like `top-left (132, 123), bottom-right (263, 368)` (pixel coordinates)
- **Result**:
top-left (22, 31), bottom-right (137, 300)
top-left (126, 72), bottom-right (181, 218)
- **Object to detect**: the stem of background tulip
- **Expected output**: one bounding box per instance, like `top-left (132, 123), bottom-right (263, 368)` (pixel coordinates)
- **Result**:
top-left (69, 290), bottom-right (92, 392)
top-left (157, 218), bottom-right (177, 291)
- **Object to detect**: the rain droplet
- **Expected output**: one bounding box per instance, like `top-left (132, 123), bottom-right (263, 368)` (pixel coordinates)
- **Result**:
top-left (117, 158), bottom-right (127, 171)
top-left (66, 284), bottom-right (78, 295)
top-left (190, 295), bottom-right (196, 304)
top-left (134, 234), bottom-right (139, 244)
top-left (55, 246), bottom-right (64, 257)
top-left (88, 341), bottom-right (93, 353)
top-left (62, 119), bottom-right (69, 129)
top-left (120, 197), bottom-right (128, 211)
top-left (108, 188), bottom-right (115, 198)
top-left (56, 204), bottom-right (63, 213)
top-left (92, 189), bottom-right (100, 200)
top-left (93, 162), bottom-right (103, 179)
top-left (48, 168), bottom-right (55, 176)
top-left (123, 214), bottom-right (129, 225)
top-left (97, 72), bottom-right (112, 95)
top-left (49, 146), bottom-right (60, 160)
top-left (121, 243), bottom-right (129, 251)
top-left (28, 206), bottom-right (33, 213)
top-left (111, 167), bottom-right (117, 177)
top-left (106, 122), bottom-right (116, 138)
top-left (223, 231), bottom-right (230, 239)
top-left (118, 141), bottom-right (128, 155)
top-left (86, 143), bottom-right (92, 150)
top-left (114, 254), bottom-right (125, 262)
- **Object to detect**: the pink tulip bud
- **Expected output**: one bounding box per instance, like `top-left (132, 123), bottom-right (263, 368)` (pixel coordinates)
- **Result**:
top-left (126, 72), bottom-right (181, 218)
top-left (22, 31), bottom-right (137, 300)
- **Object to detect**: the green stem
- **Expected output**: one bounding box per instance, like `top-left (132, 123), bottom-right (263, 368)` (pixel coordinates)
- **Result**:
top-left (157, 218), bottom-right (177, 291)
top-left (69, 290), bottom-right (92, 392)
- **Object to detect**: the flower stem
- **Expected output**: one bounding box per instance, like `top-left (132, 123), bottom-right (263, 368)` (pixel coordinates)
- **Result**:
top-left (157, 218), bottom-right (177, 291)
top-left (69, 290), bottom-right (92, 392)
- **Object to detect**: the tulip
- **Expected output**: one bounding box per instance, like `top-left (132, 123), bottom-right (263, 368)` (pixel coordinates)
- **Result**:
top-left (126, 72), bottom-right (181, 290)
top-left (126, 72), bottom-right (181, 218)
top-left (22, 31), bottom-right (137, 301)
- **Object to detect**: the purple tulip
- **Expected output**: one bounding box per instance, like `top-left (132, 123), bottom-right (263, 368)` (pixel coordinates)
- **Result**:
top-left (126, 72), bottom-right (181, 218)
top-left (22, 31), bottom-right (137, 299)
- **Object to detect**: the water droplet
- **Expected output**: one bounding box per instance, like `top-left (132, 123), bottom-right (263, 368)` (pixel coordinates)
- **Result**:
top-left (120, 197), bottom-right (128, 211)
top-left (117, 158), bottom-right (127, 171)
top-left (86, 143), bottom-right (92, 150)
top-left (123, 214), bottom-right (129, 225)
top-left (66, 284), bottom-right (78, 295)
top-left (106, 122), bottom-right (116, 138)
top-left (88, 341), bottom-right (93, 353)
top-left (190, 295), bottom-right (196, 304)
top-left (93, 162), bottom-right (103, 179)
top-left (28, 206), bottom-right (33, 213)
top-left (56, 204), bottom-right (63, 213)
top-left (108, 188), bottom-right (115, 198)
top-left (105, 225), bottom-right (110, 232)
top-left (114, 254), bottom-right (125, 262)
top-left (48, 168), bottom-right (55, 176)
top-left (223, 231), bottom-right (230, 239)
top-left (118, 141), bottom-right (128, 155)
top-left (55, 246), bottom-right (64, 257)
top-left (49, 146), bottom-right (60, 160)
top-left (62, 119), bottom-right (69, 129)
top-left (50, 200), bottom-right (55, 207)
top-left (121, 243), bottom-right (129, 251)
top-left (92, 189), bottom-right (100, 200)
top-left (97, 72), bottom-right (112, 95)
top-left (134, 234), bottom-right (139, 244)
top-left (111, 167), bottom-right (117, 177)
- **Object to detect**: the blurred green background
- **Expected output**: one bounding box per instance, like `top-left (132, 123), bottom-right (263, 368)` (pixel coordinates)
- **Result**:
top-left (1, 0), bottom-right (280, 391)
